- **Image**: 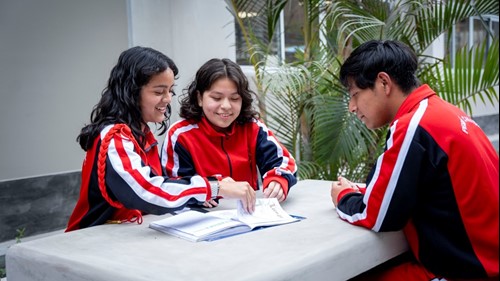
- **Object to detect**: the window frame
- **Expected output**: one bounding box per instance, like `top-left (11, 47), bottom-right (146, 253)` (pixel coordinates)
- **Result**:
top-left (449, 14), bottom-right (499, 66)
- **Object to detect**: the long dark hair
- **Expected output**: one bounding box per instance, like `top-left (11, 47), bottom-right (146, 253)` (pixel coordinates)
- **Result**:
top-left (179, 58), bottom-right (259, 123)
top-left (77, 46), bottom-right (178, 151)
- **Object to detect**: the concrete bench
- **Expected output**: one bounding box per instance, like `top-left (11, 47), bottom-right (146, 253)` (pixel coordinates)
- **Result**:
top-left (0, 171), bottom-right (80, 269)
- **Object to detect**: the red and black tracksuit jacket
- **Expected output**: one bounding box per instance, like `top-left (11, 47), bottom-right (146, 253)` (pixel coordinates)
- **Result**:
top-left (336, 85), bottom-right (499, 279)
top-left (161, 117), bottom-right (297, 197)
top-left (66, 124), bottom-right (215, 232)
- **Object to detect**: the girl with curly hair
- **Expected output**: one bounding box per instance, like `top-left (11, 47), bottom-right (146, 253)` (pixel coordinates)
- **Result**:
top-left (67, 48), bottom-right (255, 231)
top-left (162, 58), bottom-right (297, 208)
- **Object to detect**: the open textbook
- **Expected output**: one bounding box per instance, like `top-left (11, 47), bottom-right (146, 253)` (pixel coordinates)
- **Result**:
top-left (149, 198), bottom-right (302, 242)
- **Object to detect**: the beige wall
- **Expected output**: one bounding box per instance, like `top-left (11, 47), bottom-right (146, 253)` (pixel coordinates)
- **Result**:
top-left (0, 0), bottom-right (235, 180)
top-left (128, 0), bottom-right (236, 145)
top-left (0, 0), bottom-right (128, 180)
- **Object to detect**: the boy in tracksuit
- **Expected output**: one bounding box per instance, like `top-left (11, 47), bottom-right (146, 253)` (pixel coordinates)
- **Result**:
top-left (331, 40), bottom-right (498, 280)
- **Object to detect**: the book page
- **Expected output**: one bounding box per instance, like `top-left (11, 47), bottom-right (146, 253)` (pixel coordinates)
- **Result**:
top-left (235, 198), bottom-right (299, 229)
top-left (149, 211), bottom-right (246, 242)
top-left (149, 198), bottom-right (301, 242)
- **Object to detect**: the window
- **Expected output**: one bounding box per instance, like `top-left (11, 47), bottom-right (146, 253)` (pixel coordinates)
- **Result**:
top-left (283, 0), bottom-right (305, 62)
top-left (234, 0), bottom-right (280, 65)
top-left (234, 0), bottom-right (305, 65)
top-left (448, 15), bottom-right (499, 66)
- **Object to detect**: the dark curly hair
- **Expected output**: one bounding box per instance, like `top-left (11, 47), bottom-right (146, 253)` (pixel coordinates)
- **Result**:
top-left (179, 58), bottom-right (259, 123)
top-left (77, 46), bottom-right (178, 151)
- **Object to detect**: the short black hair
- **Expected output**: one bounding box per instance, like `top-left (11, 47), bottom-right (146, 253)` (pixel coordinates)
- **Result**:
top-left (339, 40), bottom-right (420, 93)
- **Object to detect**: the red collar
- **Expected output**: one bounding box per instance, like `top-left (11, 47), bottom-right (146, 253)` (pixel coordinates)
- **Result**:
top-left (143, 129), bottom-right (159, 152)
top-left (393, 84), bottom-right (436, 123)
top-left (199, 116), bottom-right (236, 138)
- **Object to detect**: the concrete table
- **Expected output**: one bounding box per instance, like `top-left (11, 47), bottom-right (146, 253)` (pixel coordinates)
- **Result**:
top-left (6, 179), bottom-right (408, 281)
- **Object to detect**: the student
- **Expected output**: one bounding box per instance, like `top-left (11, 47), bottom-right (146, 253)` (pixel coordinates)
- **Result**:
top-left (330, 40), bottom-right (499, 280)
top-left (66, 47), bottom-right (255, 232)
top-left (161, 58), bottom-right (297, 207)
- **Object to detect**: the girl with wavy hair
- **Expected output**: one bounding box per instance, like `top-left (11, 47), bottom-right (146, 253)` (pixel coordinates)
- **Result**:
top-left (67, 48), bottom-right (255, 231)
top-left (162, 58), bottom-right (297, 208)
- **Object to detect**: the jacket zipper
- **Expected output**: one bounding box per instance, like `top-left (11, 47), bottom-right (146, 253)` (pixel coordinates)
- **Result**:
top-left (220, 137), bottom-right (233, 177)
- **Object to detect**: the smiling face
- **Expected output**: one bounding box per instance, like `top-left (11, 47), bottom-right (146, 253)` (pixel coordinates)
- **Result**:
top-left (140, 68), bottom-right (175, 127)
top-left (198, 77), bottom-right (242, 132)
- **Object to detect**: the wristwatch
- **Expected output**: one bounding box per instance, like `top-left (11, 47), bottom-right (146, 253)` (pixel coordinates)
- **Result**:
top-left (208, 179), bottom-right (220, 199)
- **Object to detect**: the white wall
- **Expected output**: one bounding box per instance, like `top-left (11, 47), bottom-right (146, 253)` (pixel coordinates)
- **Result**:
top-left (0, 0), bottom-right (129, 180)
top-left (0, 0), bottom-right (235, 181)
top-left (128, 0), bottom-right (236, 145)
top-left (168, 0), bottom-right (236, 124)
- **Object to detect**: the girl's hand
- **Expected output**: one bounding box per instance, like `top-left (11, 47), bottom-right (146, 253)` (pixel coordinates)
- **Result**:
top-left (202, 199), bottom-right (219, 208)
top-left (201, 176), bottom-right (239, 208)
top-left (263, 181), bottom-right (285, 202)
top-left (218, 181), bottom-right (256, 213)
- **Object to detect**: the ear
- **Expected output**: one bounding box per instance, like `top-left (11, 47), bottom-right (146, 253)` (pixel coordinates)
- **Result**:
top-left (196, 91), bottom-right (202, 107)
top-left (377, 72), bottom-right (392, 95)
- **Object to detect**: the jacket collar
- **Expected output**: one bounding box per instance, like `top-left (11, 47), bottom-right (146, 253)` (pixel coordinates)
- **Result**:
top-left (199, 116), bottom-right (236, 138)
top-left (393, 84), bottom-right (436, 123)
top-left (143, 129), bottom-right (159, 152)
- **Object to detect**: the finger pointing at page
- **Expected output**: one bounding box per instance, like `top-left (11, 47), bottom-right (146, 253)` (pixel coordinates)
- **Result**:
top-left (218, 181), bottom-right (256, 213)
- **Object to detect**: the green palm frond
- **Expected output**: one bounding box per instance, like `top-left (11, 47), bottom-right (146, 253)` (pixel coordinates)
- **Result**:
top-left (326, 0), bottom-right (388, 46)
top-left (325, 0), bottom-right (498, 56)
top-left (421, 38), bottom-right (499, 114)
top-left (261, 62), bottom-right (315, 151)
top-left (228, 0), bottom-right (498, 182)
top-left (295, 160), bottom-right (326, 180)
top-left (226, 0), bottom-right (288, 63)
top-left (309, 68), bottom-right (378, 180)
top-left (413, 0), bottom-right (497, 53)
top-left (311, 94), bottom-right (374, 164)
top-left (325, 0), bottom-right (428, 49)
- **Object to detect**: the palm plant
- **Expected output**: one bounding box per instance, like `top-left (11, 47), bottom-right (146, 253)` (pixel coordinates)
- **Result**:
top-left (226, 0), bottom-right (499, 181)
